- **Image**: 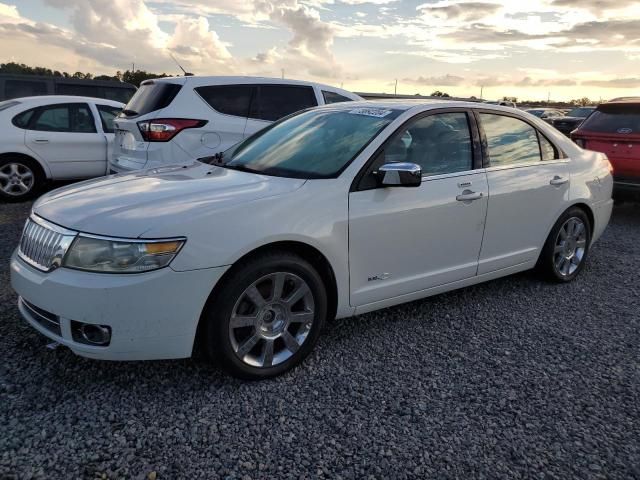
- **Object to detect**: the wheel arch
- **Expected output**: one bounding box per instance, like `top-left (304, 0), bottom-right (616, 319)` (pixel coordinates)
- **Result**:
top-left (192, 240), bottom-right (339, 356)
top-left (0, 152), bottom-right (50, 179)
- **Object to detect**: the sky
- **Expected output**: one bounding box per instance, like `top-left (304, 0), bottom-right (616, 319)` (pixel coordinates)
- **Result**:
top-left (1, 0), bottom-right (639, 101)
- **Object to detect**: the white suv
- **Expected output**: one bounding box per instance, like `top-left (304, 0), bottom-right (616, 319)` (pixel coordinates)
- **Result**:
top-left (110, 76), bottom-right (362, 173)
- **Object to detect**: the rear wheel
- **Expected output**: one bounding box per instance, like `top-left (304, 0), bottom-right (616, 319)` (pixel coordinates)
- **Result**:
top-left (203, 252), bottom-right (327, 380)
top-left (0, 157), bottom-right (43, 201)
top-left (538, 207), bottom-right (591, 282)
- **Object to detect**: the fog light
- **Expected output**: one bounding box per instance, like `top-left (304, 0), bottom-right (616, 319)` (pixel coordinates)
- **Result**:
top-left (71, 321), bottom-right (111, 346)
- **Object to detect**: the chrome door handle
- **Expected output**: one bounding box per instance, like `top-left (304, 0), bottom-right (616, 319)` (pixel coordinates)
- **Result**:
top-left (456, 190), bottom-right (484, 202)
top-left (550, 176), bottom-right (568, 186)
top-left (33, 139), bottom-right (49, 144)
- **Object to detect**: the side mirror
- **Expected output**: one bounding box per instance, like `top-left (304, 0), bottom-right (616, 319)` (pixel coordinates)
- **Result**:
top-left (376, 162), bottom-right (422, 187)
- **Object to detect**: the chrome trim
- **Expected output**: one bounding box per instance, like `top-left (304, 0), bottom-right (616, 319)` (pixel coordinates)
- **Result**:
top-left (18, 215), bottom-right (77, 272)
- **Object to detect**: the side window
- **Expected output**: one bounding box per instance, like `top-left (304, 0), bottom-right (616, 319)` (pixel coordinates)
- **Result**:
top-left (5, 80), bottom-right (48, 99)
top-left (250, 85), bottom-right (317, 122)
top-left (73, 104), bottom-right (96, 133)
top-left (386, 112), bottom-right (473, 176)
top-left (97, 105), bottom-right (122, 133)
top-left (32, 105), bottom-right (71, 132)
top-left (480, 113), bottom-right (541, 167)
top-left (195, 85), bottom-right (254, 117)
top-left (30, 104), bottom-right (96, 133)
top-left (539, 134), bottom-right (559, 161)
top-left (322, 90), bottom-right (353, 104)
top-left (12, 108), bottom-right (37, 129)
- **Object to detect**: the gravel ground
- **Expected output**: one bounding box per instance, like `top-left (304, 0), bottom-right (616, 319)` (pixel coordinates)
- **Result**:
top-left (0, 197), bottom-right (639, 480)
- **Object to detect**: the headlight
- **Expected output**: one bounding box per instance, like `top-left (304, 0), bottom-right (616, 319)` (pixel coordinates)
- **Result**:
top-left (63, 236), bottom-right (185, 273)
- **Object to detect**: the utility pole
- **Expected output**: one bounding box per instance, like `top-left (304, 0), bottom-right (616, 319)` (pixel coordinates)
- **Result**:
top-left (132, 62), bottom-right (135, 72)
top-left (480, 85), bottom-right (484, 99)
top-left (394, 79), bottom-right (398, 95)
top-left (548, 91), bottom-right (551, 103)
top-left (281, 69), bottom-right (284, 80)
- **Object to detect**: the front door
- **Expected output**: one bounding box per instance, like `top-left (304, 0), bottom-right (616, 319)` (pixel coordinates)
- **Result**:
top-left (349, 111), bottom-right (488, 307)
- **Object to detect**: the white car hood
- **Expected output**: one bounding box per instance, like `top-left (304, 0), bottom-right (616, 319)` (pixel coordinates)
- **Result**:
top-left (34, 162), bottom-right (306, 238)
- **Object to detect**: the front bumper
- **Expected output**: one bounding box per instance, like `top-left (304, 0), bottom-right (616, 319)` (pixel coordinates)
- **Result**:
top-left (10, 251), bottom-right (228, 361)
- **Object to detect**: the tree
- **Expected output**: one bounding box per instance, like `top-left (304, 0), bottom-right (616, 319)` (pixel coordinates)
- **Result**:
top-left (430, 90), bottom-right (450, 97)
top-left (121, 69), bottom-right (172, 87)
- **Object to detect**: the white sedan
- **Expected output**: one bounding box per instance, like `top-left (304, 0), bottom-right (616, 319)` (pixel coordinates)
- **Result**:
top-left (0, 96), bottom-right (123, 200)
top-left (11, 101), bottom-right (613, 379)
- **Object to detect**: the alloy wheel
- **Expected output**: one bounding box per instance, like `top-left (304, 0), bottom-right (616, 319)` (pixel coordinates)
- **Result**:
top-left (553, 217), bottom-right (588, 277)
top-left (229, 272), bottom-right (315, 368)
top-left (0, 162), bottom-right (35, 197)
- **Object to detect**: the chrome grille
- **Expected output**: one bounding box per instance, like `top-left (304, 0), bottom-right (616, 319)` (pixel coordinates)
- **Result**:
top-left (18, 216), bottom-right (76, 272)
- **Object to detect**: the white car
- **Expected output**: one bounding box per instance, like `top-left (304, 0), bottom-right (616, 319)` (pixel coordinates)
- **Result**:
top-left (0, 96), bottom-right (123, 200)
top-left (11, 101), bottom-right (613, 379)
top-left (109, 76), bottom-right (362, 174)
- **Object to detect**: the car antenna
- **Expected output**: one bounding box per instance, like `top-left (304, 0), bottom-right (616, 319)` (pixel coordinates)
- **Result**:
top-left (169, 52), bottom-right (194, 76)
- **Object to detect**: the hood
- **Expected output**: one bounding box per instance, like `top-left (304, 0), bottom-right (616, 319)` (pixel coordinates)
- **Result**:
top-left (34, 162), bottom-right (306, 238)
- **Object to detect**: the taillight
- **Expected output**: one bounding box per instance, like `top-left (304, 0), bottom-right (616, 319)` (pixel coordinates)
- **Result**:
top-left (137, 118), bottom-right (207, 142)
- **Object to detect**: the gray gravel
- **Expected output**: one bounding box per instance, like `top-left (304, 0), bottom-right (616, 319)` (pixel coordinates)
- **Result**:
top-left (1, 196), bottom-right (639, 480)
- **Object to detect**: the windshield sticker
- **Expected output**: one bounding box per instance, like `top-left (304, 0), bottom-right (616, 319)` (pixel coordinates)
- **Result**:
top-left (348, 108), bottom-right (393, 118)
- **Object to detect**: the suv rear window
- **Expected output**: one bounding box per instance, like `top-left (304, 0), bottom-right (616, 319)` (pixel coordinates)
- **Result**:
top-left (195, 85), bottom-right (253, 117)
top-left (580, 104), bottom-right (640, 134)
top-left (120, 81), bottom-right (181, 117)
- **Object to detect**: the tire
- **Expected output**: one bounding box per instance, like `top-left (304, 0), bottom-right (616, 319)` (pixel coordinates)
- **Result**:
top-left (0, 156), bottom-right (44, 201)
top-left (203, 251), bottom-right (328, 380)
top-left (537, 207), bottom-right (592, 282)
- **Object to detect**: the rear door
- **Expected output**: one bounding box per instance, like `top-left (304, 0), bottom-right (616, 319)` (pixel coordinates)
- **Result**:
top-left (194, 84), bottom-right (253, 150)
top-left (95, 104), bottom-right (123, 175)
top-left (476, 111), bottom-right (571, 274)
top-left (25, 102), bottom-right (107, 179)
top-left (244, 84), bottom-right (318, 137)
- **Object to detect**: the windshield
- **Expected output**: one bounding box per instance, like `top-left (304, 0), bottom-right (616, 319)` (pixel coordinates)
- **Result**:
top-left (567, 108), bottom-right (593, 118)
top-left (223, 107), bottom-right (402, 179)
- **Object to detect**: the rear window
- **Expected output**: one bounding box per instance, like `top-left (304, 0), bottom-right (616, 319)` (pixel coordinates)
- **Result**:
top-left (195, 85), bottom-right (253, 117)
top-left (580, 104), bottom-right (640, 134)
top-left (120, 82), bottom-right (181, 117)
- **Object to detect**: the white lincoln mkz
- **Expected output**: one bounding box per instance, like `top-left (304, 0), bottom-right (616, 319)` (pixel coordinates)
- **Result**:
top-left (11, 100), bottom-right (614, 379)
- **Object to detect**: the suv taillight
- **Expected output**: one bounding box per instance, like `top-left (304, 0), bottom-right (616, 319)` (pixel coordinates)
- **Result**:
top-left (137, 118), bottom-right (207, 142)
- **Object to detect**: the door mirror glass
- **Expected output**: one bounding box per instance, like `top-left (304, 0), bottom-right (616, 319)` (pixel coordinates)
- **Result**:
top-left (377, 162), bottom-right (422, 187)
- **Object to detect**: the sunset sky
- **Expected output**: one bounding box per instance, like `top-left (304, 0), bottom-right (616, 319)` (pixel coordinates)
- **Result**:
top-left (1, 0), bottom-right (639, 101)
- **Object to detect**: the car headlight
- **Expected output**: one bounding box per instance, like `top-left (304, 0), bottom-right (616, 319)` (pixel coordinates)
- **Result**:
top-left (63, 235), bottom-right (185, 273)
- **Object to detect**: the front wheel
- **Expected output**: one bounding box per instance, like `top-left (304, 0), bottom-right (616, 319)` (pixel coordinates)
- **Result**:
top-left (203, 252), bottom-right (327, 380)
top-left (538, 207), bottom-right (592, 282)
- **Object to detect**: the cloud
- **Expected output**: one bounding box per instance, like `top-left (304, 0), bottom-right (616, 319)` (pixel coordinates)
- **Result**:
top-left (517, 76), bottom-right (577, 86)
top-left (417, 2), bottom-right (502, 22)
top-left (582, 78), bottom-right (640, 88)
top-left (402, 74), bottom-right (465, 86)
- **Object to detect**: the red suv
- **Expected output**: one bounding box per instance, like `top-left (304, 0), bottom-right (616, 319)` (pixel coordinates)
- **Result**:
top-left (572, 99), bottom-right (640, 198)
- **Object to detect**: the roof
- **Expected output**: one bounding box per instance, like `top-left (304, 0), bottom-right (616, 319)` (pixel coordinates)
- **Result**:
top-left (7, 95), bottom-right (124, 106)
top-left (316, 99), bottom-right (517, 113)
top-left (148, 75), bottom-right (361, 99)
